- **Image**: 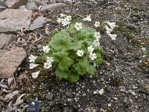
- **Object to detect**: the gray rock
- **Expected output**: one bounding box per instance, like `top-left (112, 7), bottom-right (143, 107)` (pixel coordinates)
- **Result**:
top-left (40, 3), bottom-right (65, 12)
top-left (0, 0), bottom-right (7, 12)
top-left (0, 27), bottom-right (16, 34)
top-left (0, 33), bottom-right (16, 49)
top-left (26, 2), bottom-right (38, 10)
top-left (5, 0), bottom-right (28, 9)
top-left (0, 9), bottom-right (32, 32)
top-left (28, 16), bottom-right (47, 31)
top-left (0, 47), bottom-right (26, 78)
top-left (0, 50), bottom-right (7, 57)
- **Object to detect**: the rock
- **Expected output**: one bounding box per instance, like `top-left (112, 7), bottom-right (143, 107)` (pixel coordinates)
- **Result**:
top-left (40, 3), bottom-right (65, 12)
top-left (0, 50), bottom-right (7, 57)
top-left (0, 0), bottom-right (8, 12)
top-left (0, 9), bottom-right (32, 32)
top-left (0, 27), bottom-right (16, 34)
top-left (5, 0), bottom-right (28, 9)
top-left (26, 2), bottom-right (38, 10)
top-left (28, 16), bottom-right (47, 31)
top-left (0, 33), bottom-right (16, 49)
top-left (0, 47), bottom-right (26, 78)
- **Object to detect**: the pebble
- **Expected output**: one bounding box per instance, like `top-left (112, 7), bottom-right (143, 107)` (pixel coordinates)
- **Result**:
top-left (98, 89), bottom-right (104, 95)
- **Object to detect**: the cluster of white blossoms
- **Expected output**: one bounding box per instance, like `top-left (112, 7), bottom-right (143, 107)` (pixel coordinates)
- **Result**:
top-left (43, 45), bottom-right (53, 69)
top-left (57, 13), bottom-right (71, 26)
top-left (88, 45), bottom-right (97, 60)
top-left (28, 54), bottom-right (40, 79)
top-left (44, 56), bottom-right (54, 69)
top-left (105, 21), bottom-right (117, 40)
top-left (28, 45), bottom-right (54, 79)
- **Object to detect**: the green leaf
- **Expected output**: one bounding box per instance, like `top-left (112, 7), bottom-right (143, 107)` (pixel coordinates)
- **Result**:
top-left (94, 46), bottom-right (102, 51)
top-left (58, 57), bottom-right (74, 71)
top-left (86, 65), bottom-right (97, 75)
top-left (73, 61), bottom-right (86, 75)
top-left (53, 51), bottom-right (68, 63)
top-left (51, 36), bottom-right (72, 51)
top-left (95, 58), bottom-right (103, 65)
top-left (69, 40), bottom-right (84, 50)
top-left (55, 68), bottom-right (68, 79)
top-left (94, 50), bottom-right (101, 58)
top-left (79, 27), bottom-right (95, 37)
top-left (67, 24), bottom-right (76, 34)
top-left (67, 71), bottom-right (80, 83)
top-left (68, 50), bottom-right (77, 59)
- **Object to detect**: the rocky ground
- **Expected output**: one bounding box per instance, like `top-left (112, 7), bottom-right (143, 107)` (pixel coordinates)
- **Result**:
top-left (0, 0), bottom-right (148, 112)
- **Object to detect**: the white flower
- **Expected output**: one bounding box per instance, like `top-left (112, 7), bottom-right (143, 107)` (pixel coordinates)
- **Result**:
top-left (106, 21), bottom-right (116, 29)
top-left (47, 57), bottom-right (54, 63)
top-left (29, 55), bottom-right (37, 63)
top-left (66, 16), bottom-right (72, 21)
top-left (108, 34), bottom-right (117, 40)
top-left (75, 22), bottom-right (82, 31)
top-left (31, 71), bottom-right (40, 79)
top-left (57, 18), bottom-right (64, 23)
top-left (60, 13), bottom-right (66, 17)
top-left (77, 50), bottom-right (84, 57)
top-left (105, 25), bottom-right (112, 34)
top-left (62, 19), bottom-right (70, 26)
top-left (82, 15), bottom-right (91, 21)
top-left (89, 53), bottom-right (97, 60)
top-left (88, 45), bottom-right (94, 53)
top-left (44, 62), bottom-right (52, 69)
top-left (94, 32), bottom-right (101, 39)
top-left (43, 45), bottom-right (50, 53)
top-left (94, 21), bottom-right (100, 27)
top-left (93, 39), bottom-right (100, 46)
top-left (29, 63), bottom-right (39, 69)
top-left (98, 88), bottom-right (104, 95)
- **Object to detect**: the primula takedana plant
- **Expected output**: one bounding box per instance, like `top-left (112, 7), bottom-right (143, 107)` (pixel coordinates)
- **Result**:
top-left (29, 14), bottom-right (117, 83)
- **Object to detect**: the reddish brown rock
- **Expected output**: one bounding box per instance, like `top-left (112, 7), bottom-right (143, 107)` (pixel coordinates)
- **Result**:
top-left (0, 34), bottom-right (16, 49)
top-left (0, 47), bottom-right (26, 78)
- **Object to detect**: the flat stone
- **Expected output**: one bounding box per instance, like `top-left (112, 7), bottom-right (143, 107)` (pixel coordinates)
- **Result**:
top-left (0, 47), bottom-right (26, 78)
top-left (28, 16), bottom-right (47, 31)
top-left (0, 33), bottom-right (16, 49)
top-left (0, 9), bottom-right (32, 32)
top-left (5, 0), bottom-right (28, 9)
top-left (40, 3), bottom-right (65, 12)
top-left (0, 50), bottom-right (7, 57)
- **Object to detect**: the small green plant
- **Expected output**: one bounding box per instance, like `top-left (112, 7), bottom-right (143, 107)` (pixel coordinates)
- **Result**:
top-left (44, 24), bottom-right (103, 82)
top-left (29, 14), bottom-right (117, 83)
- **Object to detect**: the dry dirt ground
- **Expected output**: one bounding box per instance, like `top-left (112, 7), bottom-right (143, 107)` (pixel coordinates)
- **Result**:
top-left (1, 0), bottom-right (149, 111)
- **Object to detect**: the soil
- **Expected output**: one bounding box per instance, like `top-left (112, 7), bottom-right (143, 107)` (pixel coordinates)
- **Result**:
top-left (2, 0), bottom-right (149, 112)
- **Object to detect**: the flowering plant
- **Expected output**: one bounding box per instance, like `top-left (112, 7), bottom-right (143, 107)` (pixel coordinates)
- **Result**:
top-left (28, 14), bottom-right (117, 83)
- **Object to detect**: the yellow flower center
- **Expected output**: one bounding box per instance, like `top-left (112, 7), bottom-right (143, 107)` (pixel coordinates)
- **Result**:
top-left (46, 65), bottom-right (49, 67)
top-left (77, 25), bottom-right (80, 28)
top-left (80, 53), bottom-right (82, 55)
